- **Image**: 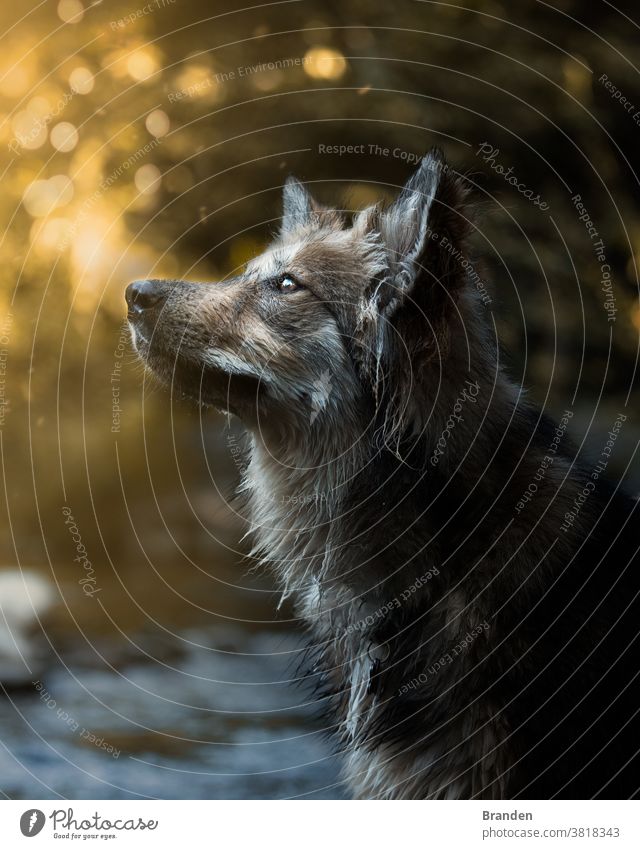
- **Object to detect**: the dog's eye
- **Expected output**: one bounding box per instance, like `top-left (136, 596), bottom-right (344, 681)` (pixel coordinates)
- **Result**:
top-left (275, 275), bottom-right (301, 293)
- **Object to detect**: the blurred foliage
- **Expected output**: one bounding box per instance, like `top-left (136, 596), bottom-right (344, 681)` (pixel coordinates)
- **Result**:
top-left (0, 0), bottom-right (639, 637)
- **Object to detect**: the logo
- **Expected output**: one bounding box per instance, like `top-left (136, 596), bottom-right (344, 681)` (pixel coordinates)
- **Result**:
top-left (20, 809), bottom-right (45, 837)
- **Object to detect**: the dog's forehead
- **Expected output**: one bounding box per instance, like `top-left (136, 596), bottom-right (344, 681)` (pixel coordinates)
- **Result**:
top-left (246, 229), bottom-right (357, 279)
top-left (246, 243), bottom-right (295, 278)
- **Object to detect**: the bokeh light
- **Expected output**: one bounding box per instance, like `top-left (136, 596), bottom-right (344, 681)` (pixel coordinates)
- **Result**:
top-left (304, 47), bottom-right (348, 80)
top-left (50, 122), bottom-right (79, 152)
top-left (27, 96), bottom-right (52, 118)
top-left (135, 163), bottom-right (162, 195)
top-left (49, 175), bottom-right (74, 206)
top-left (69, 66), bottom-right (94, 95)
top-left (145, 109), bottom-right (170, 138)
top-left (23, 180), bottom-right (61, 218)
top-left (126, 49), bottom-right (159, 82)
top-left (11, 111), bottom-right (47, 150)
top-left (57, 0), bottom-right (84, 24)
top-left (174, 63), bottom-right (220, 101)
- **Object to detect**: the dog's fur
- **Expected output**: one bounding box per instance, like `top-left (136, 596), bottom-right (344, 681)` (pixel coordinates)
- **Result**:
top-left (127, 149), bottom-right (640, 799)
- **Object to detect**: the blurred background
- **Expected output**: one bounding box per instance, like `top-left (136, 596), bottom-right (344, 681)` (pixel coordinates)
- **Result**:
top-left (0, 0), bottom-right (638, 799)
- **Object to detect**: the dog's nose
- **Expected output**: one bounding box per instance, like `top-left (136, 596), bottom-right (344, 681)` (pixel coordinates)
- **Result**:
top-left (125, 280), bottom-right (166, 314)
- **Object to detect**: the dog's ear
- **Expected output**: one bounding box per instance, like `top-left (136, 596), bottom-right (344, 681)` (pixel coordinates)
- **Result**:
top-left (379, 151), bottom-right (440, 304)
top-left (378, 148), bottom-right (472, 315)
top-left (282, 176), bottom-right (343, 234)
top-left (282, 177), bottom-right (313, 232)
top-left (354, 150), bottom-right (475, 439)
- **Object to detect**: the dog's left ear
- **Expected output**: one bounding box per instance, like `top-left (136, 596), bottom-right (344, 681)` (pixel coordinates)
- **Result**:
top-left (377, 148), bottom-right (472, 315)
top-left (380, 151), bottom-right (440, 300)
top-left (282, 176), bottom-right (342, 234)
top-left (354, 150), bottom-right (474, 429)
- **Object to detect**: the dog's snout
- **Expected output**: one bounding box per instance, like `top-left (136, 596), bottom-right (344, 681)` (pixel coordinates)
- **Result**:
top-left (126, 280), bottom-right (167, 314)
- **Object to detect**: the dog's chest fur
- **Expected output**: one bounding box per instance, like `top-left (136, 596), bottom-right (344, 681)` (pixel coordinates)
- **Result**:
top-left (242, 436), bottom-right (516, 799)
top-left (238, 397), bottom-right (640, 800)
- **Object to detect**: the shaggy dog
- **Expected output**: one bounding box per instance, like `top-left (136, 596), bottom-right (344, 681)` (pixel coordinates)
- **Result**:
top-left (126, 149), bottom-right (640, 799)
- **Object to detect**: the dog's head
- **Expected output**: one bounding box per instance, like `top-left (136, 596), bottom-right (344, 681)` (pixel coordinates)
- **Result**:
top-left (127, 149), bottom-right (479, 436)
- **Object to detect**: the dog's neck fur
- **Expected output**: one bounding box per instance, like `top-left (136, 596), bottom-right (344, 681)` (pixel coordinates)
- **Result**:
top-left (243, 413), bottom-right (367, 601)
top-left (242, 321), bottom-right (505, 591)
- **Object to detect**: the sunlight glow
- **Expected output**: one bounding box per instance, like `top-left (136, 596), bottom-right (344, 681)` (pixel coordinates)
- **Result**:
top-left (304, 47), bottom-right (348, 80)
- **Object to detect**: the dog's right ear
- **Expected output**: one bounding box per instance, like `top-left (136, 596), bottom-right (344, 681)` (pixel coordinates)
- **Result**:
top-left (282, 176), bottom-right (313, 233)
top-left (281, 177), bottom-right (342, 234)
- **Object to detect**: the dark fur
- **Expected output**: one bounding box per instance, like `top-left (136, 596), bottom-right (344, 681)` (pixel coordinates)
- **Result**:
top-left (127, 149), bottom-right (640, 799)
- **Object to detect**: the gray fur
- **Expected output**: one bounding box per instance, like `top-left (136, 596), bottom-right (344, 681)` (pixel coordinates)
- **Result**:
top-left (127, 150), bottom-right (640, 799)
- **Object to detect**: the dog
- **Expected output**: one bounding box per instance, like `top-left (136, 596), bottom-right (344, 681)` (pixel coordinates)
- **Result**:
top-left (126, 149), bottom-right (640, 799)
